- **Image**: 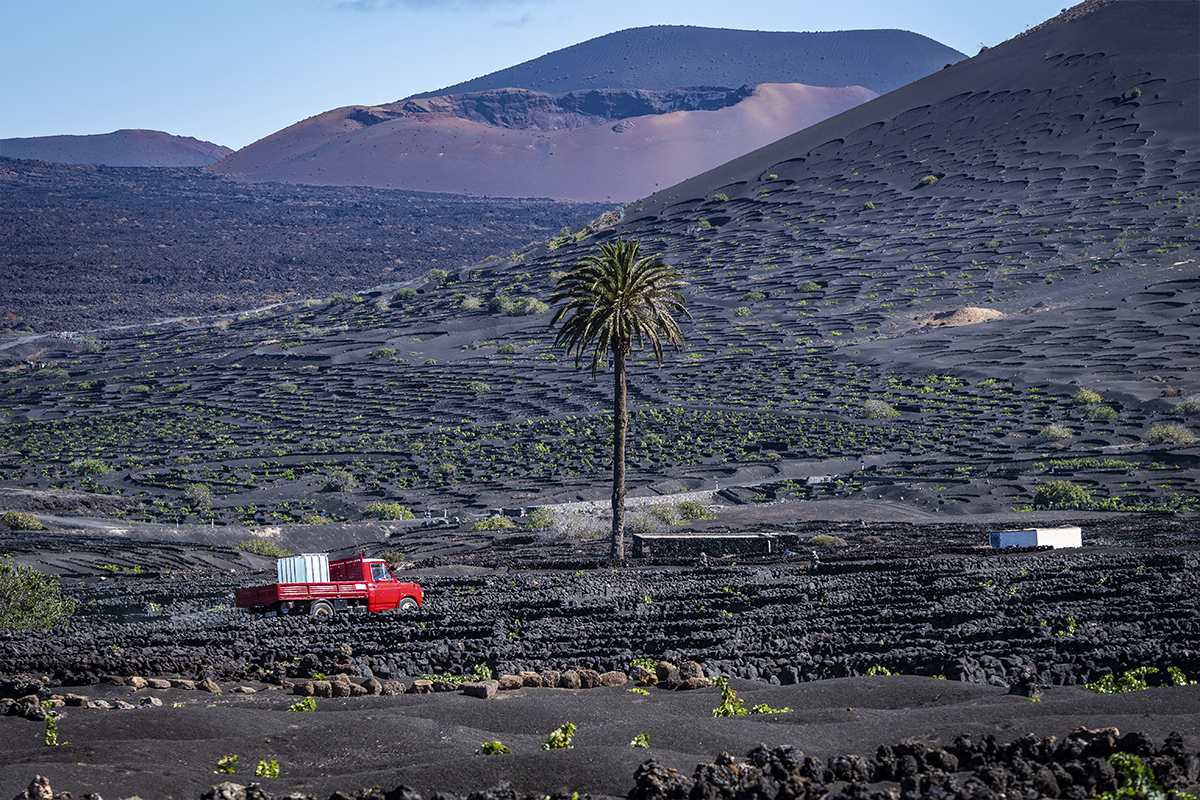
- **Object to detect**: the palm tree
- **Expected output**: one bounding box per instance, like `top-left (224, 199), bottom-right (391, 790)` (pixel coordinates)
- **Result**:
top-left (550, 238), bottom-right (690, 562)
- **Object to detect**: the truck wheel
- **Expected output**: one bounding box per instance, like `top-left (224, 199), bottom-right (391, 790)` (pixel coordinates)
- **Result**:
top-left (397, 598), bottom-right (418, 613)
top-left (309, 600), bottom-right (334, 618)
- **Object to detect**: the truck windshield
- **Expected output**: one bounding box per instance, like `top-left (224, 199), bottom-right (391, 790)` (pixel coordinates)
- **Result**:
top-left (371, 563), bottom-right (393, 582)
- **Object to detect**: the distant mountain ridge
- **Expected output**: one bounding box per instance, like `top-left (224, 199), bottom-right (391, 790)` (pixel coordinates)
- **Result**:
top-left (415, 25), bottom-right (966, 97)
top-left (356, 85), bottom-right (758, 131)
top-left (0, 129), bottom-right (231, 167)
top-left (212, 25), bottom-right (963, 201)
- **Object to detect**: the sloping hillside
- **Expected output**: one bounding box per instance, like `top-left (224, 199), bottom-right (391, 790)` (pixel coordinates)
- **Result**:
top-left (0, 129), bottom-right (231, 167)
top-left (209, 83), bottom-right (876, 201)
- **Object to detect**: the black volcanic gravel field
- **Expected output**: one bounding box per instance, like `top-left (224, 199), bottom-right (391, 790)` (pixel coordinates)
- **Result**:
top-left (2, 518), bottom-right (1199, 798)
top-left (0, 160), bottom-right (610, 332)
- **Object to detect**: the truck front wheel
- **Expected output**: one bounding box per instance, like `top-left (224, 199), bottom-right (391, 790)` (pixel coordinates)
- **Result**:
top-left (309, 600), bottom-right (334, 617)
top-left (397, 597), bottom-right (418, 613)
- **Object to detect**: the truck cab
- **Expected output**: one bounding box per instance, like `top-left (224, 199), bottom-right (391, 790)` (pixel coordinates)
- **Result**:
top-left (330, 555), bottom-right (420, 613)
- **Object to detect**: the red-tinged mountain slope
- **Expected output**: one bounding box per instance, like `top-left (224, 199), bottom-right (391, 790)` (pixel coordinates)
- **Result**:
top-left (210, 25), bottom-right (964, 201)
top-left (209, 83), bottom-right (876, 202)
top-left (0, 129), bottom-right (231, 167)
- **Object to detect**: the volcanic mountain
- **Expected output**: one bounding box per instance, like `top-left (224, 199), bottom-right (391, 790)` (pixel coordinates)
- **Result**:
top-left (209, 26), bottom-right (965, 201)
top-left (0, 129), bottom-right (232, 167)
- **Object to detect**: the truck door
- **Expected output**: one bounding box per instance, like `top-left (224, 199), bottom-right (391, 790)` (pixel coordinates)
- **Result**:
top-left (368, 561), bottom-right (401, 611)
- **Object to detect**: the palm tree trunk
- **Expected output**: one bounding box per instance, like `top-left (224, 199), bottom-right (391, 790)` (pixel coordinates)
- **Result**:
top-left (611, 347), bottom-right (627, 562)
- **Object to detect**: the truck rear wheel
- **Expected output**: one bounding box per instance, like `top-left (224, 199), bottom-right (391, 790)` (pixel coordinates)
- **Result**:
top-left (397, 597), bottom-right (418, 613)
top-left (309, 600), bottom-right (334, 617)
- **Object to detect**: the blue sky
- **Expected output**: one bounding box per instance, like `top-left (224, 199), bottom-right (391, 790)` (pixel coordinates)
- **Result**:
top-left (1, 0), bottom-right (1067, 150)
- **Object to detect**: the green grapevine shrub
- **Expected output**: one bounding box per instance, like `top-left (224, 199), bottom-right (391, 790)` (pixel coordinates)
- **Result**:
top-left (1033, 480), bottom-right (1091, 508)
top-left (71, 458), bottom-right (110, 476)
top-left (234, 538), bottom-right (292, 558)
top-left (1145, 424), bottom-right (1194, 445)
top-left (471, 516), bottom-right (516, 531)
top-left (677, 501), bottom-right (716, 520)
top-left (0, 555), bottom-right (76, 630)
top-left (364, 502), bottom-right (415, 520)
top-left (1, 511), bottom-right (45, 532)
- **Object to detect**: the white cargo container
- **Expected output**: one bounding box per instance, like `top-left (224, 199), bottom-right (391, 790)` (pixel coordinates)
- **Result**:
top-left (989, 527), bottom-right (1082, 549)
top-left (276, 553), bottom-right (330, 584)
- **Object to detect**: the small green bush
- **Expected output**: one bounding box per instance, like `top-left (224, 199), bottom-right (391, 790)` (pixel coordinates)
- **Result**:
top-left (277, 383), bottom-right (298, 393)
top-left (297, 514), bottom-right (330, 525)
top-left (288, 697), bottom-right (317, 712)
top-left (808, 534), bottom-right (847, 547)
top-left (740, 291), bottom-right (767, 303)
top-left (0, 554), bottom-right (76, 630)
top-left (698, 220), bottom-right (712, 230)
top-left (254, 759), bottom-right (280, 778)
top-left (625, 514), bottom-right (657, 535)
top-left (630, 733), bottom-right (650, 748)
top-left (472, 516), bottom-right (516, 531)
top-left (467, 381), bottom-right (490, 394)
top-left (1083, 404), bottom-right (1117, 421)
top-left (513, 298), bottom-right (549, 316)
top-left (1033, 480), bottom-right (1091, 508)
top-left (861, 399), bottom-right (901, 419)
top-left (183, 483), bottom-right (214, 510)
top-left (71, 457), bottom-right (110, 476)
top-left (1036, 423), bottom-right (1073, 443)
top-left (364, 502), bottom-right (415, 520)
top-left (797, 281), bottom-right (821, 292)
top-left (497, 343), bottom-right (520, 355)
top-left (234, 538), bottom-right (292, 558)
top-left (125, 384), bottom-right (151, 393)
top-left (488, 295), bottom-right (515, 314)
top-left (372, 347), bottom-right (397, 359)
top-left (648, 505), bottom-right (680, 526)
top-left (677, 500), bottom-right (716, 520)
top-left (918, 175), bottom-right (938, 186)
top-left (733, 306), bottom-right (752, 317)
top-left (2, 511), bottom-right (46, 531)
top-left (1145, 424), bottom-right (1195, 445)
top-left (459, 296), bottom-right (483, 311)
top-left (378, 550), bottom-right (405, 566)
top-left (711, 193), bottom-right (728, 202)
top-left (1072, 388), bottom-right (1103, 405)
top-left (321, 468), bottom-right (357, 492)
top-left (475, 741), bottom-right (513, 755)
top-left (424, 268), bottom-right (449, 285)
top-left (391, 288), bottom-right (418, 304)
top-left (983, 240), bottom-right (1000, 248)
top-left (1086, 666), bottom-right (1158, 694)
top-left (1174, 399), bottom-right (1200, 416)
top-left (524, 508), bottom-right (554, 530)
top-left (541, 723), bottom-right (576, 750)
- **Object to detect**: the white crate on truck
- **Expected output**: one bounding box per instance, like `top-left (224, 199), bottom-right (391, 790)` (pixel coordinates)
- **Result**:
top-left (277, 553), bottom-right (330, 584)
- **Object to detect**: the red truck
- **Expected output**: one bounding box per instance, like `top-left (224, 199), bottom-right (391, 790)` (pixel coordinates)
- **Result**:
top-left (235, 554), bottom-right (423, 617)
